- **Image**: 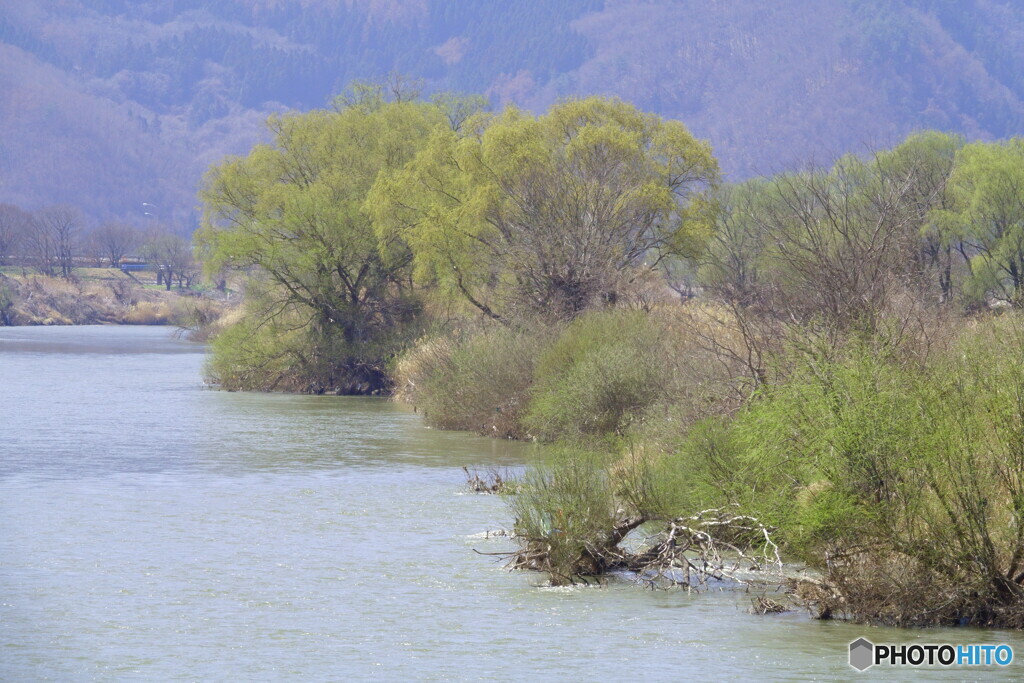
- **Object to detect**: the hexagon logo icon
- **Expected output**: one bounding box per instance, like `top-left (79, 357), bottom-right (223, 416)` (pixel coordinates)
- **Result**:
top-left (849, 637), bottom-right (875, 671)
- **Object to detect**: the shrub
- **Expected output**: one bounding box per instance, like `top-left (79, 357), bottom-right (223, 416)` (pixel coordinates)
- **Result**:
top-left (394, 323), bottom-right (551, 437)
top-left (395, 303), bottom-right (752, 442)
top-left (0, 278), bottom-right (14, 325)
top-left (207, 306), bottom-right (399, 394)
top-left (206, 314), bottom-right (298, 390)
top-left (525, 310), bottom-right (668, 440)
top-left (509, 448), bottom-right (623, 583)
top-left (724, 322), bottom-right (1024, 626)
top-left (616, 417), bottom-right (745, 521)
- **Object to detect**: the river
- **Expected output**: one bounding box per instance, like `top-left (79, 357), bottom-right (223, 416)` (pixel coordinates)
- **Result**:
top-left (1, 325), bottom-right (1021, 680)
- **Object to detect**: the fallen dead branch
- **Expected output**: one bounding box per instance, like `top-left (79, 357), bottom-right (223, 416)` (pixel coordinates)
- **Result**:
top-left (610, 508), bottom-right (784, 590)
top-left (750, 595), bottom-right (793, 614)
top-left (499, 506), bottom-right (784, 590)
top-left (463, 466), bottom-right (511, 494)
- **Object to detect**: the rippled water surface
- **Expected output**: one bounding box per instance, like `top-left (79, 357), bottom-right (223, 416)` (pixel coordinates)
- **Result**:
top-left (2, 326), bottom-right (1021, 680)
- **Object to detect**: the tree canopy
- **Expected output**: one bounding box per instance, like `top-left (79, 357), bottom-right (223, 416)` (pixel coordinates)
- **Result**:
top-left (197, 95), bottom-right (447, 391)
top-left (369, 96), bottom-right (719, 321)
top-left (936, 138), bottom-right (1024, 305)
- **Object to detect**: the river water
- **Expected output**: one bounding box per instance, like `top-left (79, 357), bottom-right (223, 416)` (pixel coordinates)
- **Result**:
top-left (1, 325), bottom-right (1021, 680)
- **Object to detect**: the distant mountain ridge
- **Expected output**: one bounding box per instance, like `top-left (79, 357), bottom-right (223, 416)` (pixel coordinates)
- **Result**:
top-left (1, 0), bottom-right (1022, 227)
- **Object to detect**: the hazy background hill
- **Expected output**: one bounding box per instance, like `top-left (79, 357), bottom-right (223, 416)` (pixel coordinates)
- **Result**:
top-left (2, 0), bottom-right (1023, 229)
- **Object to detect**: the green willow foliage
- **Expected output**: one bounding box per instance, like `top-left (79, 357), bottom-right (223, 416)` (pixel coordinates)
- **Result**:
top-left (938, 139), bottom-right (1024, 305)
top-left (200, 90), bottom-right (720, 391)
top-left (722, 325), bottom-right (1024, 625)
top-left (196, 87), bottom-right (1024, 622)
top-left (369, 96), bottom-right (719, 321)
top-left (197, 91), bottom-right (447, 392)
top-left (480, 130), bottom-right (1024, 625)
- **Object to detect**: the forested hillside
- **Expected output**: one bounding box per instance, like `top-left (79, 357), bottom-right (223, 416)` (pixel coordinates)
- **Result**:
top-left (1, 0), bottom-right (1023, 226)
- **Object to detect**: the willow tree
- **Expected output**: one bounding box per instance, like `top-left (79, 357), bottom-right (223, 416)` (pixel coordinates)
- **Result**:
top-left (936, 139), bottom-right (1024, 306)
top-left (874, 131), bottom-right (964, 302)
top-left (197, 94), bottom-right (446, 393)
top-left (368, 97), bottom-right (719, 322)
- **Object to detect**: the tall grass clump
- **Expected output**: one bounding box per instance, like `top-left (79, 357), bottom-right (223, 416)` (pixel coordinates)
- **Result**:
top-left (508, 448), bottom-right (627, 584)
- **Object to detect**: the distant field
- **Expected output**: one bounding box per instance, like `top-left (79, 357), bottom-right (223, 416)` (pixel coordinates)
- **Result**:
top-left (2, 266), bottom-right (131, 278)
top-left (0, 266), bottom-right (197, 291)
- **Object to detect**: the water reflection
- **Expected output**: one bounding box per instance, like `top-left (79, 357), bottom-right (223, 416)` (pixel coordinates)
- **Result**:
top-left (195, 393), bottom-right (538, 473)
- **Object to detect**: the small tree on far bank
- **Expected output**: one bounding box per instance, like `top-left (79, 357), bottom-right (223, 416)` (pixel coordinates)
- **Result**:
top-left (143, 231), bottom-right (196, 290)
top-left (93, 223), bottom-right (140, 268)
top-left (936, 138), bottom-right (1024, 306)
top-left (25, 205), bottom-right (80, 278)
top-left (0, 203), bottom-right (31, 267)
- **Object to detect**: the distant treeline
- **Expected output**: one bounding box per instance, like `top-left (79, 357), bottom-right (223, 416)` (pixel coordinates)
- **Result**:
top-left (0, 204), bottom-right (200, 290)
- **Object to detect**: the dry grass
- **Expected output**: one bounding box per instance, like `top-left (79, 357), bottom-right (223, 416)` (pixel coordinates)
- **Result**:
top-left (121, 300), bottom-right (175, 325)
top-left (0, 273), bottom-right (232, 327)
top-left (391, 334), bottom-right (456, 404)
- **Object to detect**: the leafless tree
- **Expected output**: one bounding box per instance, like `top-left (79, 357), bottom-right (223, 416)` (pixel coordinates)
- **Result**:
top-left (27, 206), bottom-right (81, 278)
top-left (686, 151), bottom-right (956, 387)
top-left (0, 203), bottom-right (31, 266)
top-left (92, 222), bottom-right (140, 268)
top-left (143, 231), bottom-right (197, 290)
top-left (23, 216), bottom-right (54, 276)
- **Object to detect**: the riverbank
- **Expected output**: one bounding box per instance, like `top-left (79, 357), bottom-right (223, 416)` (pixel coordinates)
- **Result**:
top-left (392, 304), bottom-right (1024, 629)
top-left (0, 269), bottom-right (235, 329)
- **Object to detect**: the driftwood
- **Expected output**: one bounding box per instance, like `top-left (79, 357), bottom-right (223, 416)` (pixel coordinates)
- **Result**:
top-left (749, 595), bottom-right (793, 614)
top-left (499, 506), bottom-right (784, 590)
top-left (463, 466), bottom-right (510, 494)
top-left (611, 508), bottom-right (783, 590)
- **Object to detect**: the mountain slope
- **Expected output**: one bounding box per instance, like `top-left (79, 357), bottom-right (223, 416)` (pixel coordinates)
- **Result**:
top-left (1, 0), bottom-right (1022, 226)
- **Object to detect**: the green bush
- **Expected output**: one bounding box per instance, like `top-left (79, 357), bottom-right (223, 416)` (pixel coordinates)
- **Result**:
top-left (718, 325), bottom-right (1024, 625)
top-left (207, 314), bottom-right (308, 391)
top-left (0, 279), bottom-right (14, 326)
top-left (525, 310), bottom-right (668, 440)
top-left (207, 304), bottom-right (403, 393)
top-left (617, 417), bottom-right (746, 521)
top-left (509, 448), bottom-right (621, 583)
top-left (395, 324), bottom-right (552, 437)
